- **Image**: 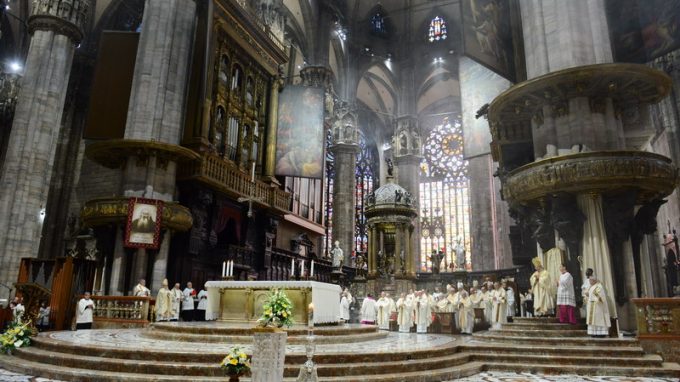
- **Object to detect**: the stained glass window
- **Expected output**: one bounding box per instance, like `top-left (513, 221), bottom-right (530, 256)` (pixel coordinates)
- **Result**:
top-left (371, 13), bottom-right (386, 34)
top-left (419, 117), bottom-right (471, 272)
top-left (428, 16), bottom-right (448, 42)
top-left (355, 134), bottom-right (377, 255)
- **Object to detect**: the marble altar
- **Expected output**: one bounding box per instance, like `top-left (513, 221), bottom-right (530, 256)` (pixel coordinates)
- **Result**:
top-left (204, 281), bottom-right (341, 324)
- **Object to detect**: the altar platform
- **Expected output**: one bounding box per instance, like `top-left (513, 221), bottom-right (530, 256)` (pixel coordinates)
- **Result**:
top-left (0, 319), bottom-right (678, 381)
top-left (204, 280), bottom-right (341, 325)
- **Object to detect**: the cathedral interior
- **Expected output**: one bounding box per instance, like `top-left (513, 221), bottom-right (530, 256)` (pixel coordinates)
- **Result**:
top-left (1, 0), bottom-right (680, 381)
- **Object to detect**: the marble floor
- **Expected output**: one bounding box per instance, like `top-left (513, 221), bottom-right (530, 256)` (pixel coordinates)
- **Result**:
top-left (1, 368), bottom-right (676, 382)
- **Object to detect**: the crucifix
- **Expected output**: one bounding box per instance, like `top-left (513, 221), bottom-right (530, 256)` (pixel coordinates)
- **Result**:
top-left (237, 162), bottom-right (264, 218)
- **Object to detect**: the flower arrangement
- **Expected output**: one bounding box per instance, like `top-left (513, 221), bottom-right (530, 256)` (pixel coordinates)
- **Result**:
top-left (1, 320), bottom-right (33, 354)
top-left (219, 346), bottom-right (251, 377)
top-left (257, 288), bottom-right (294, 328)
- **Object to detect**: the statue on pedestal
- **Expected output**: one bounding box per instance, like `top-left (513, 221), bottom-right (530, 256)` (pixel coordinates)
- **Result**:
top-left (331, 241), bottom-right (344, 269)
top-left (430, 250), bottom-right (444, 274)
top-left (454, 236), bottom-right (466, 271)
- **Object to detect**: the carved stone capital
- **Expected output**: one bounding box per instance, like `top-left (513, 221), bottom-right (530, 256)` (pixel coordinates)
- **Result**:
top-left (299, 66), bottom-right (335, 90)
top-left (29, 0), bottom-right (91, 43)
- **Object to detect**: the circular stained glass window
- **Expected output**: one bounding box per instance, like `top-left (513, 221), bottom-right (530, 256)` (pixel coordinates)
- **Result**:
top-left (422, 117), bottom-right (468, 184)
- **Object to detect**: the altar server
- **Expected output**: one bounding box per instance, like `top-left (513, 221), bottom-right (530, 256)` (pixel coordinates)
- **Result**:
top-left (340, 291), bottom-right (351, 321)
top-left (76, 292), bottom-right (95, 330)
top-left (196, 288), bottom-right (208, 321)
top-left (557, 264), bottom-right (577, 325)
top-left (182, 281), bottom-right (196, 321)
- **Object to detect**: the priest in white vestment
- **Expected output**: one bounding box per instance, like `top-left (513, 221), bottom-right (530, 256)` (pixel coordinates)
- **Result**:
top-left (580, 268), bottom-right (594, 319)
top-left (133, 279), bottom-right (151, 297)
top-left (556, 264), bottom-right (577, 324)
top-left (340, 291), bottom-right (351, 321)
top-left (415, 291), bottom-right (433, 333)
top-left (481, 286), bottom-right (493, 324)
top-left (530, 257), bottom-right (554, 316)
top-left (171, 283), bottom-right (182, 321)
top-left (376, 292), bottom-right (392, 330)
top-left (491, 282), bottom-right (507, 329)
top-left (196, 288), bottom-right (208, 321)
top-left (360, 294), bottom-right (378, 324)
top-left (458, 290), bottom-right (475, 334)
top-left (396, 293), bottom-right (413, 332)
top-left (586, 275), bottom-right (611, 337)
top-left (155, 279), bottom-right (173, 322)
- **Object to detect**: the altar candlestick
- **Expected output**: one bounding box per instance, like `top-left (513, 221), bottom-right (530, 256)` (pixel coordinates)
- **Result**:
top-left (222, 261), bottom-right (226, 278)
top-left (300, 260), bottom-right (304, 276)
top-left (291, 258), bottom-right (295, 275)
top-left (100, 264), bottom-right (106, 291)
top-left (229, 260), bottom-right (234, 277)
top-left (251, 162), bottom-right (256, 182)
top-left (310, 260), bottom-right (315, 277)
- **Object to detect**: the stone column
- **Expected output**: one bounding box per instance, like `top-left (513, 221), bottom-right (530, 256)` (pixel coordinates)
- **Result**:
top-left (393, 116), bottom-right (422, 275)
top-left (0, 0), bottom-right (89, 288)
top-left (108, 0), bottom-right (197, 293)
top-left (330, 142), bottom-right (359, 265)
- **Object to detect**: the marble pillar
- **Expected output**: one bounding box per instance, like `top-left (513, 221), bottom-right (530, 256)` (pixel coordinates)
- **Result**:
top-left (330, 143), bottom-right (359, 264)
top-left (0, 0), bottom-right (89, 288)
top-left (109, 0), bottom-right (197, 293)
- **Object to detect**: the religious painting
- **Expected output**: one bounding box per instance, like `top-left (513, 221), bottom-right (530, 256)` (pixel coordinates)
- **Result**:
top-left (275, 85), bottom-right (325, 178)
top-left (461, 0), bottom-right (517, 82)
top-left (459, 57), bottom-right (511, 158)
top-left (607, 0), bottom-right (680, 62)
top-left (124, 198), bottom-right (163, 249)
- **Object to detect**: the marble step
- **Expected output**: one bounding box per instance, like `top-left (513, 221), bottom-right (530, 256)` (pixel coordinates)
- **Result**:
top-left (459, 343), bottom-right (646, 358)
top-left (501, 322), bottom-right (588, 330)
top-left (511, 317), bottom-right (562, 324)
top-left (0, 355), bottom-right (485, 382)
top-left (468, 352), bottom-right (664, 368)
top-left (141, 328), bottom-right (389, 344)
top-left (29, 335), bottom-right (458, 364)
top-left (486, 328), bottom-right (587, 337)
top-left (483, 361), bottom-right (680, 378)
top-left (150, 322), bottom-right (379, 337)
top-left (13, 346), bottom-right (471, 378)
top-left (472, 332), bottom-right (641, 347)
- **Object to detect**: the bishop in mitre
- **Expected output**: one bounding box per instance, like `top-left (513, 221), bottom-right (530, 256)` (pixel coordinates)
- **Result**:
top-left (396, 292), bottom-right (413, 332)
top-left (491, 282), bottom-right (507, 329)
top-left (415, 291), bottom-right (433, 333)
top-left (586, 274), bottom-right (611, 337)
top-left (155, 279), bottom-right (173, 322)
top-left (458, 290), bottom-right (475, 334)
top-left (530, 257), bottom-right (554, 316)
top-left (376, 292), bottom-right (393, 330)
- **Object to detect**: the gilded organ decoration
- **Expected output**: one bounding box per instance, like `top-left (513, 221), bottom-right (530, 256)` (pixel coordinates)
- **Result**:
top-left (209, 27), bottom-right (270, 172)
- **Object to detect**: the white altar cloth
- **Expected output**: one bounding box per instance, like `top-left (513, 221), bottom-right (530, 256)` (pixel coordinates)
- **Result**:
top-left (204, 280), bottom-right (341, 324)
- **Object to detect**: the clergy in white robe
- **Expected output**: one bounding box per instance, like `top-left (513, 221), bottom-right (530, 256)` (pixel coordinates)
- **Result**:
top-left (375, 292), bottom-right (392, 330)
top-left (586, 276), bottom-right (611, 337)
top-left (481, 286), bottom-right (493, 324)
top-left (386, 293), bottom-right (396, 325)
top-left (556, 264), bottom-right (577, 325)
top-left (171, 283), bottom-right (182, 321)
top-left (360, 294), bottom-right (377, 324)
top-left (530, 257), bottom-right (554, 316)
top-left (133, 279), bottom-right (151, 297)
top-left (396, 293), bottom-right (414, 332)
top-left (196, 289), bottom-right (208, 321)
top-left (340, 292), bottom-right (351, 321)
top-left (458, 291), bottom-right (475, 334)
top-left (415, 291), bottom-right (433, 333)
top-left (491, 283), bottom-right (507, 329)
top-left (182, 282), bottom-right (196, 321)
top-left (505, 284), bottom-right (516, 318)
top-left (580, 268), bottom-right (594, 319)
top-left (155, 279), bottom-right (173, 322)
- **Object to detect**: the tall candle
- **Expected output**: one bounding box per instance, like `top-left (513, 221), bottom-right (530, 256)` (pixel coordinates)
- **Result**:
top-left (251, 162), bottom-right (256, 182)
top-left (310, 260), bottom-right (314, 277)
top-left (222, 261), bottom-right (226, 277)
top-left (100, 264), bottom-right (106, 291)
top-left (229, 261), bottom-right (233, 277)
top-left (291, 258), bottom-right (295, 275)
top-left (300, 260), bottom-right (304, 276)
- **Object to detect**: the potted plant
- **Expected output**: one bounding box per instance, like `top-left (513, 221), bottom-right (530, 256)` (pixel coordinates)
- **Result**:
top-left (251, 288), bottom-right (293, 381)
top-left (1, 320), bottom-right (33, 355)
top-left (219, 346), bottom-right (251, 382)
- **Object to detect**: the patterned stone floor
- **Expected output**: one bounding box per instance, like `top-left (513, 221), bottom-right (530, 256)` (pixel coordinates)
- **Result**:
top-left (1, 368), bottom-right (676, 382)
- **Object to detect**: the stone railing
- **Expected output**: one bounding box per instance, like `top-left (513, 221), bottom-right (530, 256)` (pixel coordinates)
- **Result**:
top-left (90, 296), bottom-right (154, 328)
top-left (632, 298), bottom-right (680, 339)
top-left (178, 154), bottom-right (290, 212)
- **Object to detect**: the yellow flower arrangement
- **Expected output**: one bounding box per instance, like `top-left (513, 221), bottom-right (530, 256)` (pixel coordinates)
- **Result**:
top-left (220, 346), bottom-right (251, 376)
top-left (1, 320), bottom-right (33, 354)
top-left (257, 288), bottom-right (294, 328)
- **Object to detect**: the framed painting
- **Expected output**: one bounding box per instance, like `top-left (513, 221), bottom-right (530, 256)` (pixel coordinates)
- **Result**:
top-left (124, 198), bottom-right (163, 249)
